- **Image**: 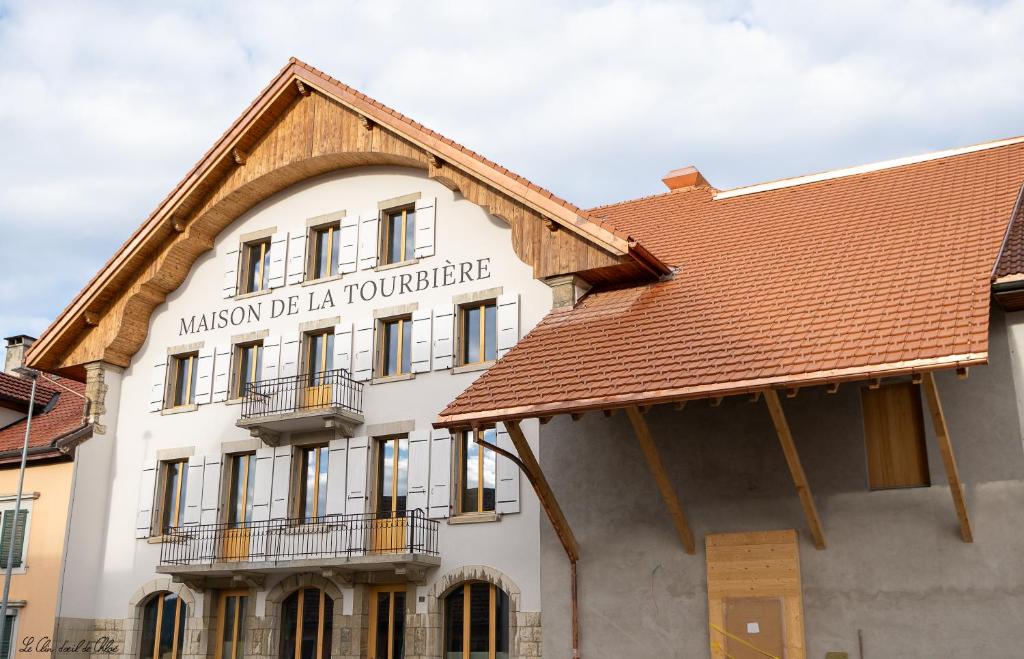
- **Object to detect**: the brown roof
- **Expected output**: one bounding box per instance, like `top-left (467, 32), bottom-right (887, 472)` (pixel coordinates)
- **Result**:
top-left (994, 196), bottom-right (1024, 280)
top-left (438, 138), bottom-right (1024, 427)
top-left (0, 373), bottom-right (87, 462)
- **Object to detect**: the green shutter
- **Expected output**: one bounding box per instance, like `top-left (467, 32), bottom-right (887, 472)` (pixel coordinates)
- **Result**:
top-left (0, 510), bottom-right (28, 569)
top-left (0, 613), bottom-right (13, 659)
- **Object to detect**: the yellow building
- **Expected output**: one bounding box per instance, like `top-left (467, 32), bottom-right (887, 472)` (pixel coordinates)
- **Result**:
top-left (0, 336), bottom-right (90, 656)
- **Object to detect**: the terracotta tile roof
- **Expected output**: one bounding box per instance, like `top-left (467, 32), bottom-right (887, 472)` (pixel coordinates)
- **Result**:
top-left (438, 139), bottom-right (1024, 427)
top-left (0, 374), bottom-right (87, 460)
top-left (994, 200), bottom-right (1024, 279)
top-left (0, 372), bottom-right (59, 409)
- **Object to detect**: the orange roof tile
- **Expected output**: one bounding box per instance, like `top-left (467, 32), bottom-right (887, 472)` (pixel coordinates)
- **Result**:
top-left (438, 139), bottom-right (1024, 427)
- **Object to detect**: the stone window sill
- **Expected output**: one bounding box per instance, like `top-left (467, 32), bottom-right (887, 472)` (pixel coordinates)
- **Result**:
top-left (447, 512), bottom-right (500, 525)
top-left (452, 361), bottom-right (494, 375)
top-left (225, 397), bottom-right (244, 406)
top-left (161, 404), bottom-right (198, 416)
top-left (234, 288), bottom-right (272, 301)
top-left (375, 258), bottom-right (420, 273)
top-left (371, 373), bottom-right (415, 385)
top-left (302, 273), bottom-right (344, 287)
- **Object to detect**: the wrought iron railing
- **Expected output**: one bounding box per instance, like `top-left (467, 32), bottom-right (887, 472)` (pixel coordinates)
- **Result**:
top-left (240, 368), bottom-right (363, 420)
top-left (159, 510), bottom-right (438, 566)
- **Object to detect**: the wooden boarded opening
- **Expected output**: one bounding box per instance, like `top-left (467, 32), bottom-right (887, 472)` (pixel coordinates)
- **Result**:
top-left (707, 530), bottom-right (804, 659)
top-left (861, 382), bottom-right (930, 489)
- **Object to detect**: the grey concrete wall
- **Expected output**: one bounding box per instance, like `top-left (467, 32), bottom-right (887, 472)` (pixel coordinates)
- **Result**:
top-left (540, 309), bottom-right (1024, 659)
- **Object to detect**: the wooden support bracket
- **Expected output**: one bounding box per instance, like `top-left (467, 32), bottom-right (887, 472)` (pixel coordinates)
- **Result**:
top-left (826, 382), bottom-right (840, 394)
top-left (921, 372), bottom-right (973, 542)
top-left (294, 79), bottom-right (311, 96)
top-left (232, 148), bottom-right (248, 165)
top-left (674, 400), bottom-right (688, 411)
top-left (570, 412), bottom-right (584, 422)
top-left (625, 406), bottom-right (696, 554)
top-left (763, 389), bottom-right (826, 549)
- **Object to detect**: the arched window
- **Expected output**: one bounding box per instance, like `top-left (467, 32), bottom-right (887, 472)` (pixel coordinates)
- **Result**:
top-left (280, 588), bottom-right (333, 659)
top-left (444, 582), bottom-right (509, 659)
top-left (139, 591), bottom-right (187, 659)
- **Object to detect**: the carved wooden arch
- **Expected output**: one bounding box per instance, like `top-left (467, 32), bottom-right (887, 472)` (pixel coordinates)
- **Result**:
top-left (50, 88), bottom-right (630, 372)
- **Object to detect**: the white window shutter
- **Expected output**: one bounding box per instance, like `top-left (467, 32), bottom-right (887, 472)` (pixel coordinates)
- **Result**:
top-left (358, 212), bottom-right (380, 270)
top-left (135, 465), bottom-right (157, 539)
top-left (494, 424), bottom-right (521, 514)
top-left (333, 324), bottom-right (353, 375)
top-left (280, 333), bottom-right (300, 379)
top-left (199, 455), bottom-right (222, 525)
top-left (496, 294), bottom-right (520, 358)
top-left (251, 448), bottom-right (275, 522)
top-left (150, 360), bottom-right (167, 412)
top-left (345, 436), bottom-right (369, 516)
top-left (267, 231), bottom-right (288, 289)
top-left (339, 215), bottom-right (359, 274)
top-left (407, 430), bottom-right (430, 514)
top-left (411, 309), bottom-right (432, 373)
top-left (262, 335), bottom-right (281, 382)
top-left (270, 446), bottom-right (292, 520)
top-left (193, 347), bottom-right (215, 405)
top-left (352, 319), bottom-right (375, 382)
top-left (325, 437), bottom-right (348, 516)
top-left (428, 429), bottom-right (452, 519)
top-left (286, 231), bottom-right (307, 285)
top-left (212, 345), bottom-right (231, 403)
top-left (182, 456), bottom-right (205, 526)
top-left (223, 245), bottom-right (240, 298)
top-left (432, 305), bottom-right (454, 370)
top-left (413, 196), bottom-right (436, 258)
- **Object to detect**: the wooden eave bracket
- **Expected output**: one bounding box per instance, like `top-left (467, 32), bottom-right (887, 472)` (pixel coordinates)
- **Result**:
top-left (294, 78), bottom-right (311, 97)
top-left (921, 372), bottom-right (973, 542)
top-left (428, 153), bottom-right (443, 168)
top-left (358, 113), bottom-right (374, 130)
top-left (83, 310), bottom-right (101, 327)
top-left (232, 148), bottom-right (248, 165)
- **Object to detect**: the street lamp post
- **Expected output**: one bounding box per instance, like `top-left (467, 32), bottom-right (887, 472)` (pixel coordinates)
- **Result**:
top-left (0, 368), bottom-right (38, 644)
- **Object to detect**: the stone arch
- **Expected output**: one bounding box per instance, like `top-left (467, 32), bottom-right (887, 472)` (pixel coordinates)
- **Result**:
top-left (263, 573), bottom-right (347, 659)
top-left (427, 565), bottom-right (526, 658)
top-left (125, 578), bottom-right (197, 657)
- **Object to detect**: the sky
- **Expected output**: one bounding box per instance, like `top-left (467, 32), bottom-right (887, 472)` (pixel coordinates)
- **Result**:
top-left (2, 0), bottom-right (1024, 345)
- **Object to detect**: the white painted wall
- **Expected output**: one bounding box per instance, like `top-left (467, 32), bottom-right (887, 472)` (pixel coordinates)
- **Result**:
top-left (60, 166), bottom-right (550, 620)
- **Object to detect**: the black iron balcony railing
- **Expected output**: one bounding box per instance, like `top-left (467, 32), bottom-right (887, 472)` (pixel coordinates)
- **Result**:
top-left (240, 368), bottom-right (363, 420)
top-left (159, 509), bottom-right (438, 567)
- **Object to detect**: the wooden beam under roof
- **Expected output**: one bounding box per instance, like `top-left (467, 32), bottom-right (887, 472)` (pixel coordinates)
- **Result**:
top-left (763, 389), bottom-right (826, 549)
top-left (625, 406), bottom-right (696, 554)
top-left (920, 372), bottom-right (973, 542)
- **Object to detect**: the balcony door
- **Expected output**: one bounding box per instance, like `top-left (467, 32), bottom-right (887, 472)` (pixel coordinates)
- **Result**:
top-left (223, 453), bottom-right (254, 561)
top-left (214, 590), bottom-right (249, 659)
top-left (368, 584), bottom-right (406, 659)
top-left (372, 436), bottom-right (408, 553)
top-left (303, 331), bottom-right (334, 409)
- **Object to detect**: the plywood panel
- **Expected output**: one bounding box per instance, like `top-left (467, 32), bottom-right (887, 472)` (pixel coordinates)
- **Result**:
top-left (725, 597), bottom-right (784, 659)
top-left (707, 530), bottom-right (804, 659)
top-left (862, 382), bottom-right (930, 489)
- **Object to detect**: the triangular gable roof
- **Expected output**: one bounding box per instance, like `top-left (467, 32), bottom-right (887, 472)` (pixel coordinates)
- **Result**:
top-left (28, 58), bottom-right (668, 377)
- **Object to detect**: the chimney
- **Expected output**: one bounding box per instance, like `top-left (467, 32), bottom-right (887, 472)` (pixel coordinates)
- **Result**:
top-left (4, 335), bottom-right (36, 374)
top-left (662, 166), bottom-right (710, 191)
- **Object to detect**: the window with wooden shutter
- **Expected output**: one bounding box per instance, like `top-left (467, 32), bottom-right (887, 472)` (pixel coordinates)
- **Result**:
top-left (0, 613), bottom-right (15, 659)
top-left (862, 382), bottom-right (930, 489)
top-left (0, 509), bottom-right (28, 569)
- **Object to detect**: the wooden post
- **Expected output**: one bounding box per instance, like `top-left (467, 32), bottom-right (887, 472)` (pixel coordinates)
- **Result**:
top-left (504, 420), bottom-right (580, 561)
top-left (763, 389), bottom-right (826, 549)
top-left (920, 372), bottom-right (974, 543)
top-left (625, 406), bottom-right (696, 554)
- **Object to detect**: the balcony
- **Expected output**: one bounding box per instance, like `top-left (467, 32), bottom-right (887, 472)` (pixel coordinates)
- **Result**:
top-left (236, 368), bottom-right (364, 443)
top-left (157, 510), bottom-right (439, 585)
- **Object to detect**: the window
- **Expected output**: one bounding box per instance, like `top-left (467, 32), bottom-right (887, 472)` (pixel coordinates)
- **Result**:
top-left (309, 223), bottom-right (340, 280)
top-left (227, 453), bottom-right (255, 527)
top-left (368, 585), bottom-right (405, 659)
top-left (214, 591), bottom-right (248, 659)
top-left (381, 206), bottom-right (416, 265)
top-left (233, 342), bottom-right (263, 398)
top-left (444, 582), bottom-right (509, 659)
top-left (0, 508), bottom-right (27, 569)
top-left (0, 613), bottom-right (15, 659)
top-left (862, 382), bottom-right (930, 489)
top-left (169, 352), bottom-right (198, 408)
top-left (140, 591), bottom-right (187, 659)
top-left (460, 301), bottom-right (497, 365)
top-left (379, 317), bottom-right (412, 377)
top-left (280, 588), bottom-right (333, 659)
top-left (241, 238), bottom-right (271, 294)
top-left (297, 445), bottom-right (329, 520)
top-left (305, 331), bottom-right (335, 381)
top-left (376, 436), bottom-right (409, 518)
top-left (159, 460), bottom-right (188, 533)
top-left (457, 429), bottom-right (497, 514)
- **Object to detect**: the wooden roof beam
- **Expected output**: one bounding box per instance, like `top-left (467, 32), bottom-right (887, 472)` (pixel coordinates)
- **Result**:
top-left (763, 389), bottom-right (826, 549)
top-left (625, 406), bottom-right (696, 554)
top-left (921, 372), bottom-right (973, 542)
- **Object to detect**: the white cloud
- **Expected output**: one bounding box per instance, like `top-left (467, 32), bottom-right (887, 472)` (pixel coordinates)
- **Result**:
top-left (1, 0), bottom-right (1023, 343)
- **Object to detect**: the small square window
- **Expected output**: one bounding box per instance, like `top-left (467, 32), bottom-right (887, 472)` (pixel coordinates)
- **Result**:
top-left (378, 317), bottom-right (412, 377)
top-left (460, 301), bottom-right (497, 365)
top-left (169, 352), bottom-right (198, 407)
top-left (309, 223), bottom-right (340, 280)
top-left (241, 238), bottom-right (271, 294)
top-left (233, 342), bottom-right (264, 398)
top-left (381, 206), bottom-right (416, 265)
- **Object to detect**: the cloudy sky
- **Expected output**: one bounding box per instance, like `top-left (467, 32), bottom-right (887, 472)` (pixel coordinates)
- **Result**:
top-left (1, 0), bottom-right (1023, 345)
